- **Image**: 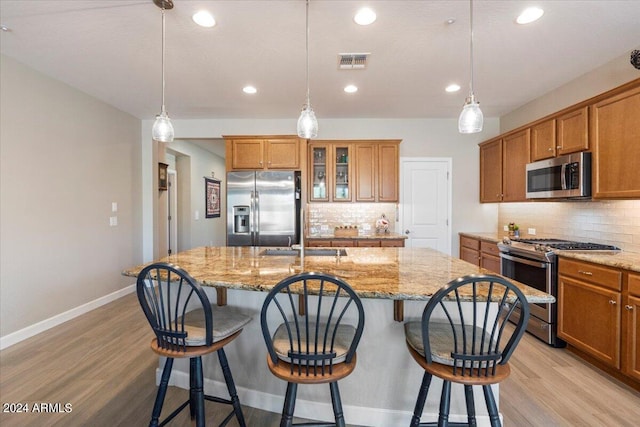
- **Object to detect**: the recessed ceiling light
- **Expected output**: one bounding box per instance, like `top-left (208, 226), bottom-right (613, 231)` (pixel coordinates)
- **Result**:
top-left (0, 25), bottom-right (9, 32)
top-left (243, 86), bottom-right (257, 94)
top-left (446, 18), bottom-right (456, 25)
top-left (354, 8), bottom-right (376, 26)
top-left (446, 84), bottom-right (461, 93)
top-left (516, 7), bottom-right (544, 24)
top-left (192, 11), bottom-right (216, 28)
top-left (344, 85), bottom-right (358, 93)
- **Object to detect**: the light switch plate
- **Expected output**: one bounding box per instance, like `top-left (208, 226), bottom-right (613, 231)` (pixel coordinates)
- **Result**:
top-left (195, 210), bottom-right (200, 220)
top-left (528, 228), bottom-right (536, 235)
top-left (503, 225), bottom-right (509, 231)
top-left (111, 202), bottom-right (118, 212)
top-left (109, 216), bottom-right (118, 226)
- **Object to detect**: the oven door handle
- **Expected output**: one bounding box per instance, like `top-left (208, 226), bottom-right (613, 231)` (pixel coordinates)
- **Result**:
top-left (500, 253), bottom-right (549, 269)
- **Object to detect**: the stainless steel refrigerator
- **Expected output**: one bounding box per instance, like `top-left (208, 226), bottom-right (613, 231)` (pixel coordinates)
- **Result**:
top-left (226, 171), bottom-right (300, 247)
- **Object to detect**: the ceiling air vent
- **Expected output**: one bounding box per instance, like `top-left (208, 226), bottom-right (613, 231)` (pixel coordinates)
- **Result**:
top-left (338, 53), bottom-right (370, 70)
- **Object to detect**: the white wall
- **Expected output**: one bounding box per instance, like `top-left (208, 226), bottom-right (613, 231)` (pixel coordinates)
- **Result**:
top-left (0, 55), bottom-right (143, 338)
top-left (141, 117), bottom-right (501, 259)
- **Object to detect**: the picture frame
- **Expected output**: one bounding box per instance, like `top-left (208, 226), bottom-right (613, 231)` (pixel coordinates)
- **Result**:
top-left (205, 177), bottom-right (221, 218)
top-left (158, 162), bottom-right (169, 191)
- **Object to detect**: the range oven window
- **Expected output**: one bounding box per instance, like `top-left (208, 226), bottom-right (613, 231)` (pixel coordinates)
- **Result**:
top-left (501, 255), bottom-right (549, 309)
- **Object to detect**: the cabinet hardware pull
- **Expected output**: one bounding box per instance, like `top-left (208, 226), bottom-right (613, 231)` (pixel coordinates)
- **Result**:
top-left (548, 148), bottom-right (553, 151)
top-left (556, 145), bottom-right (562, 150)
top-left (609, 300), bottom-right (617, 305)
top-left (578, 270), bottom-right (593, 276)
top-left (625, 305), bottom-right (633, 310)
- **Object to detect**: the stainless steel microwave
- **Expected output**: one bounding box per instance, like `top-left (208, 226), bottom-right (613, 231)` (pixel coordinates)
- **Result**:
top-left (526, 152), bottom-right (591, 199)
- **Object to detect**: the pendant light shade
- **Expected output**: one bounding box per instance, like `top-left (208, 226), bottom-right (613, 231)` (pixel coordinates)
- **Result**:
top-left (459, 0), bottom-right (483, 134)
top-left (152, 0), bottom-right (174, 143)
top-left (297, 0), bottom-right (318, 139)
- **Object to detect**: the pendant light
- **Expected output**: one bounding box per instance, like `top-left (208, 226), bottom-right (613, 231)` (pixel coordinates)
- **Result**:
top-left (152, 0), bottom-right (174, 143)
top-left (297, 0), bottom-right (318, 139)
top-left (458, 0), bottom-right (483, 134)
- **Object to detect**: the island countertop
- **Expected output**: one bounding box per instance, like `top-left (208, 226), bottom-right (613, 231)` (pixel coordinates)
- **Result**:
top-left (123, 246), bottom-right (553, 304)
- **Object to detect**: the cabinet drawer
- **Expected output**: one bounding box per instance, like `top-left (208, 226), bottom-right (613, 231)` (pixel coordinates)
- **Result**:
top-left (331, 240), bottom-right (356, 247)
top-left (357, 240), bottom-right (381, 247)
top-left (381, 239), bottom-right (404, 247)
top-left (480, 241), bottom-right (500, 256)
top-left (558, 258), bottom-right (622, 291)
top-left (460, 236), bottom-right (480, 250)
top-left (629, 273), bottom-right (640, 297)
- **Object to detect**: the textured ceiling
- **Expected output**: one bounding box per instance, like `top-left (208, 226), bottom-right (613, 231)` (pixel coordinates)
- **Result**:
top-left (1, 0), bottom-right (639, 122)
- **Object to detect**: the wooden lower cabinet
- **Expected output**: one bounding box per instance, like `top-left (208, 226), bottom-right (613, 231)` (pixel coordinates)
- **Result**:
top-left (558, 258), bottom-right (640, 387)
top-left (306, 238), bottom-right (404, 248)
top-left (625, 274), bottom-right (640, 381)
top-left (459, 235), bottom-right (500, 274)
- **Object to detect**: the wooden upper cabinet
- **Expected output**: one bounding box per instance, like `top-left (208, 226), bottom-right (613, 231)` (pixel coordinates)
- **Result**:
top-left (591, 84), bottom-right (640, 199)
top-left (354, 141), bottom-right (400, 202)
top-left (557, 106), bottom-right (589, 155)
top-left (531, 119), bottom-right (557, 161)
top-left (378, 143), bottom-right (399, 202)
top-left (502, 129), bottom-right (530, 202)
top-left (225, 136), bottom-right (301, 171)
top-left (479, 138), bottom-right (503, 202)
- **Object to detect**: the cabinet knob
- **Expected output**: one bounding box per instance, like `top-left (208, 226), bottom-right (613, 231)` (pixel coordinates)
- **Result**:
top-left (625, 305), bottom-right (634, 311)
top-left (609, 300), bottom-right (617, 305)
top-left (578, 270), bottom-right (593, 276)
top-left (556, 145), bottom-right (562, 150)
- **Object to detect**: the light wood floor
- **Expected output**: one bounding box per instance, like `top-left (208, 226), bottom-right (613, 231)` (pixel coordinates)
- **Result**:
top-left (1, 293), bottom-right (639, 426)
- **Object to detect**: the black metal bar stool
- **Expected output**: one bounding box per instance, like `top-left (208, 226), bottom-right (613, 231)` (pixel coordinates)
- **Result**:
top-left (404, 274), bottom-right (530, 427)
top-left (137, 262), bottom-right (251, 427)
top-left (260, 272), bottom-right (365, 427)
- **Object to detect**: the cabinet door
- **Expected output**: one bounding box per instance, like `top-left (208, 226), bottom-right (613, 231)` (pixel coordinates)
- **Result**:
top-left (461, 247), bottom-right (480, 266)
top-left (378, 143), bottom-right (399, 202)
top-left (558, 275), bottom-right (621, 368)
top-left (354, 143), bottom-right (376, 201)
top-left (502, 129), bottom-right (530, 202)
top-left (480, 139), bottom-right (503, 202)
top-left (557, 106), bottom-right (589, 155)
top-left (266, 139), bottom-right (300, 169)
top-left (309, 144), bottom-right (329, 201)
top-left (591, 85), bottom-right (640, 198)
top-left (531, 119), bottom-right (556, 161)
top-left (333, 144), bottom-right (352, 202)
top-left (480, 254), bottom-right (500, 274)
top-left (231, 139), bottom-right (264, 169)
top-left (625, 294), bottom-right (640, 381)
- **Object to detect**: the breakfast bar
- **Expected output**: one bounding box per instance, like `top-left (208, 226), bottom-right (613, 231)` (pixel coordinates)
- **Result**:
top-left (123, 246), bottom-right (553, 426)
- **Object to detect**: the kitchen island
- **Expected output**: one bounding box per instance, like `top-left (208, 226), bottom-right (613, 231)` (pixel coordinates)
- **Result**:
top-left (123, 246), bottom-right (553, 426)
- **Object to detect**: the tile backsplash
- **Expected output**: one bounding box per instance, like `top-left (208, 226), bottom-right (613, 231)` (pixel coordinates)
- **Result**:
top-left (307, 203), bottom-right (397, 235)
top-left (498, 200), bottom-right (640, 253)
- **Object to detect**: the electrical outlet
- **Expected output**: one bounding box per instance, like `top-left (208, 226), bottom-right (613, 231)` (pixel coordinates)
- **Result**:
top-left (109, 216), bottom-right (118, 227)
top-left (111, 202), bottom-right (118, 212)
top-left (195, 210), bottom-right (200, 220)
top-left (503, 225), bottom-right (509, 231)
top-left (528, 228), bottom-right (536, 235)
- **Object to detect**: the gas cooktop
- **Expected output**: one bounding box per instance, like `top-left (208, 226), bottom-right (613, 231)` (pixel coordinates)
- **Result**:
top-left (513, 238), bottom-right (620, 251)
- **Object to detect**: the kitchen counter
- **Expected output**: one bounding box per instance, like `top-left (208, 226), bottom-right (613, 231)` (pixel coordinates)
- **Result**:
top-left (122, 246), bottom-right (551, 426)
top-left (459, 231), bottom-right (640, 273)
top-left (122, 246), bottom-right (551, 303)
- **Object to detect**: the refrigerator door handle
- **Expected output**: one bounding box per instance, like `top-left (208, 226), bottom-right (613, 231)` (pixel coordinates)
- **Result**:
top-left (254, 190), bottom-right (260, 245)
top-left (250, 190), bottom-right (256, 244)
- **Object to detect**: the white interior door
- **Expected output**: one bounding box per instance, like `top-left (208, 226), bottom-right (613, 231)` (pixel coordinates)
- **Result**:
top-left (400, 158), bottom-right (451, 254)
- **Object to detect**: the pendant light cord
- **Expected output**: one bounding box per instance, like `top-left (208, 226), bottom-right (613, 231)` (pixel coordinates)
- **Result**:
top-left (469, 0), bottom-right (475, 97)
top-left (161, 7), bottom-right (166, 114)
top-left (305, 0), bottom-right (310, 106)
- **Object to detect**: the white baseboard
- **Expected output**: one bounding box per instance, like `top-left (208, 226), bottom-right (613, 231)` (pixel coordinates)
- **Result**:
top-left (0, 284), bottom-right (136, 350)
top-left (162, 367), bottom-right (497, 427)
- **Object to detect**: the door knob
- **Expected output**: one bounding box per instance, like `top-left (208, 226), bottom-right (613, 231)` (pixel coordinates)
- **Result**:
top-left (405, 229), bottom-right (411, 235)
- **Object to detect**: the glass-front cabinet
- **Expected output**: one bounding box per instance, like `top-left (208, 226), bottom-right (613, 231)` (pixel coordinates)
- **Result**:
top-left (309, 142), bottom-right (351, 202)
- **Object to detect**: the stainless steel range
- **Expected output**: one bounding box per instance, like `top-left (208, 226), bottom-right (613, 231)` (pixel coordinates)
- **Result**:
top-left (498, 238), bottom-right (620, 347)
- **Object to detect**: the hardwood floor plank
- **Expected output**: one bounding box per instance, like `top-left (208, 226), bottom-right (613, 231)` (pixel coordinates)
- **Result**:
top-left (1, 293), bottom-right (639, 426)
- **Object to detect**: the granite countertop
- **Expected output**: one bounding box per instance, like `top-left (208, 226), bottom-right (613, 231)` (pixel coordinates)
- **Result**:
top-left (307, 232), bottom-right (407, 240)
top-left (122, 246), bottom-right (553, 303)
top-left (459, 231), bottom-right (640, 273)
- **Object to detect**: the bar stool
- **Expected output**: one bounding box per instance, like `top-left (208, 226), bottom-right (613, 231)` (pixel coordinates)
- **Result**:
top-left (136, 262), bottom-right (251, 427)
top-left (260, 272), bottom-right (365, 427)
top-left (404, 274), bottom-right (530, 427)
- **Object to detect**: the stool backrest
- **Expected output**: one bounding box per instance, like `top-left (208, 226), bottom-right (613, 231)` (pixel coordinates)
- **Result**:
top-left (137, 262), bottom-right (213, 350)
top-left (260, 272), bottom-right (365, 376)
top-left (421, 274), bottom-right (530, 377)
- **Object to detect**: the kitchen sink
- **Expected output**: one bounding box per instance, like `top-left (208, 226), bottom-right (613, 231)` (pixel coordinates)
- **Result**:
top-left (260, 248), bottom-right (347, 257)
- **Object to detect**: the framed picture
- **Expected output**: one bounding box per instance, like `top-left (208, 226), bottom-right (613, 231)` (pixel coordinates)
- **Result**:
top-left (205, 177), bottom-right (221, 218)
top-left (158, 162), bottom-right (169, 191)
